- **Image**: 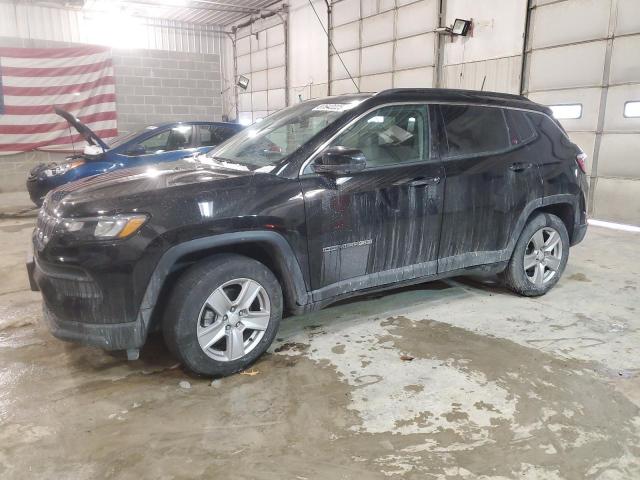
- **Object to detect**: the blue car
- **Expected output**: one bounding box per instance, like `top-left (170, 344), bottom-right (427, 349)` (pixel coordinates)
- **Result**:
top-left (26, 108), bottom-right (243, 206)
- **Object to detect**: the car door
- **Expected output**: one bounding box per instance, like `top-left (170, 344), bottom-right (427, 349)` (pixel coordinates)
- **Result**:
top-left (436, 104), bottom-right (543, 272)
top-left (132, 125), bottom-right (198, 164)
top-left (300, 103), bottom-right (445, 300)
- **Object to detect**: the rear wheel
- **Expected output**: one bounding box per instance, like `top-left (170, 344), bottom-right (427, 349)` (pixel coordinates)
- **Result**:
top-left (163, 254), bottom-right (282, 376)
top-left (502, 213), bottom-right (569, 296)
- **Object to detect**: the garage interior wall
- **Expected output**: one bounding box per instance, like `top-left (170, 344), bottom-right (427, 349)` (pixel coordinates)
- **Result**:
top-left (523, 0), bottom-right (640, 225)
top-left (0, 2), bottom-right (224, 193)
top-left (224, 0), bottom-right (639, 225)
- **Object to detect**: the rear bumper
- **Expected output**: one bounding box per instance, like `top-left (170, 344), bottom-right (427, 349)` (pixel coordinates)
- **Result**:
top-left (571, 222), bottom-right (588, 246)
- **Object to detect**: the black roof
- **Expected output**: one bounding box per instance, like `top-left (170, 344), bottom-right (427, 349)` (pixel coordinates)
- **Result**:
top-left (372, 88), bottom-right (550, 114)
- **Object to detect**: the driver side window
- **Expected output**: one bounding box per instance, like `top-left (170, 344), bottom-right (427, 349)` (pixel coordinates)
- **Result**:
top-left (139, 126), bottom-right (193, 154)
top-left (329, 104), bottom-right (429, 169)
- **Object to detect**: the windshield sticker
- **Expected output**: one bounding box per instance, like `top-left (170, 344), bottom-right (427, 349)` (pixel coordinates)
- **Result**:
top-left (312, 103), bottom-right (358, 112)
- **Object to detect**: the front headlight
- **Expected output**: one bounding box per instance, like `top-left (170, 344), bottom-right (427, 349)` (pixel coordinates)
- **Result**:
top-left (44, 160), bottom-right (85, 177)
top-left (60, 214), bottom-right (148, 240)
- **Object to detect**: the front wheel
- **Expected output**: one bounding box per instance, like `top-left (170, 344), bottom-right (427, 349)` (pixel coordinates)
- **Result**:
top-left (502, 213), bottom-right (569, 296)
top-left (163, 254), bottom-right (283, 376)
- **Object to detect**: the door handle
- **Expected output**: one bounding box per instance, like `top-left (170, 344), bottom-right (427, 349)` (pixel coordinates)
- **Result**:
top-left (509, 162), bottom-right (533, 172)
top-left (407, 176), bottom-right (441, 187)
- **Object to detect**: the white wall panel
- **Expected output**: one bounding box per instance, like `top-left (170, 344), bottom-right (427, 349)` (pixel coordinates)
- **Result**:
top-left (331, 78), bottom-right (360, 94)
top-left (393, 66), bottom-right (435, 88)
top-left (609, 35), bottom-right (640, 85)
top-left (329, 0), bottom-right (437, 91)
top-left (443, 55), bottom-right (522, 93)
top-left (237, 36), bottom-right (251, 56)
top-left (266, 25), bottom-right (285, 47)
top-left (443, 0), bottom-right (526, 64)
top-left (603, 84), bottom-right (640, 132)
top-left (268, 89), bottom-right (286, 110)
top-left (597, 134), bottom-right (640, 179)
top-left (360, 73), bottom-right (393, 91)
top-left (528, 41), bottom-right (607, 91)
top-left (267, 43), bottom-right (286, 68)
top-left (615, 0), bottom-right (640, 35)
top-left (237, 54), bottom-right (251, 75)
top-left (530, 0), bottom-right (610, 49)
top-left (251, 49), bottom-right (268, 72)
top-left (251, 90), bottom-right (268, 110)
top-left (396, 0), bottom-right (438, 38)
top-left (395, 34), bottom-right (435, 70)
top-left (331, 51), bottom-right (361, 80)
top-left (251, 70), bottom-right (268, 91)
top-left (360, 42), bottom-right (394, 76)
top-left (268, 66), bottom-right (287, 89)
top-left (592, 177), bottom-right (640, 224)
top-left (332, 21), bottom-right (360, 52)
top-left (333, 0), bottom-right (361, 26)
top-left (528, 87), bottom-right (602, 132)
top-left (239, 93), bottom-right (252, 111)
top-left (361, 11), bottom-right (395, 46)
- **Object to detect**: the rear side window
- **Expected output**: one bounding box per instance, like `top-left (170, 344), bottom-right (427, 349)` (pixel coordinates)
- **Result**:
top-left (504, 109), bottom-right (537, 145)
top-left (440, 105), bottom-right (510, 157)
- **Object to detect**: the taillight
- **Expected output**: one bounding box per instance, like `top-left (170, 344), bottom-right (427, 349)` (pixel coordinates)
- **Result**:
top-left (576, 153), bottom-right (587, 174)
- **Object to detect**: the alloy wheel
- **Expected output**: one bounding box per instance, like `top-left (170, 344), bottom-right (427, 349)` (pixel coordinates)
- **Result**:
top-left (523, 226), bottom-right (563, 287)
top-left (196, 278), bottom-right (271, 361)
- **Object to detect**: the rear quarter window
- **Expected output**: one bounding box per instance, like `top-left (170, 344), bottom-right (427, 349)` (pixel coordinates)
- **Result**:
top-left (504, 109), bottom-right (537, 145)
top-left (440, 105), bottom-right (510, 157)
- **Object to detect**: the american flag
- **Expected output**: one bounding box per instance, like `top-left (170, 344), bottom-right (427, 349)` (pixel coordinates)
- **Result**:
top-left (0, 44), bottom-right (118, 156)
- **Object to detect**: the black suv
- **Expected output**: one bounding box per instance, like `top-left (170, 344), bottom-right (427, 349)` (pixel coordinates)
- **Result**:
top-left (27, 89), bottom-right (588, 376)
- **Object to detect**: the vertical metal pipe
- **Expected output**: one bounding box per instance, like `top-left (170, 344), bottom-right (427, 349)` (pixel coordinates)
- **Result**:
top-left (326, 0), bottom-right (332, 96)
top-left (519, 0), bottom-right (533, 95)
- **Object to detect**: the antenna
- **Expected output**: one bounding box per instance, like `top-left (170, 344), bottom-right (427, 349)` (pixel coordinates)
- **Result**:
top-left (480, 75), bottom-right (487, 91)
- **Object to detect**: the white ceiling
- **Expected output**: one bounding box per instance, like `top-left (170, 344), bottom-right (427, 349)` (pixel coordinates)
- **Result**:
top-left (28, 0), bottom-right (283, 26)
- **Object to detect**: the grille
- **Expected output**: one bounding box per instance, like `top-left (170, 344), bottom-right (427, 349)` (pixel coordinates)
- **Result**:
top-left (35, 208), bottom-right (59, 250)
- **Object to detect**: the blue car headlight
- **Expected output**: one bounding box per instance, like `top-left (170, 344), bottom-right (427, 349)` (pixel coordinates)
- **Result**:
top-left (44, 160), bottom-right (85, 177)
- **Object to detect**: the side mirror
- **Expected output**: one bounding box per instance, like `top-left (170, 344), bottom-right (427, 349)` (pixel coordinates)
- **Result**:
top-left (312, 146), bottom-right (366, 175)
top-left (125, 144), bottom-right (146, 156)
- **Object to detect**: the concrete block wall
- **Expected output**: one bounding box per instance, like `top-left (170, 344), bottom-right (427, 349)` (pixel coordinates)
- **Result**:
top-left (112, 48), bottom-right (222, 135)
top-left (0, 37), bottom-right (223, 193)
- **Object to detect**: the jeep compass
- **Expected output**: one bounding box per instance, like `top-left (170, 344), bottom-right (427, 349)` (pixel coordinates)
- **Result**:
top-left (27, 89), bottom-right (589, 376)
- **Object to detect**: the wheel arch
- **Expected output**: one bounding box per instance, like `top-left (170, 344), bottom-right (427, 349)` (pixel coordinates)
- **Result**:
top-left (136, 231), bottom-right (311, 337)
top-left (509, 195), bottom-right (579, 254)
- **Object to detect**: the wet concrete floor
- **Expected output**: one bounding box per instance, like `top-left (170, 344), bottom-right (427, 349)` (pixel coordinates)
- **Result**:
top-left (1, 215), bottom-right (639, 479)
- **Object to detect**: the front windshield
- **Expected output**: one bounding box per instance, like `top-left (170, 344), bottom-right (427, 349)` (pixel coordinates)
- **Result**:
top-left (208, 98), bottom-right (366, 169)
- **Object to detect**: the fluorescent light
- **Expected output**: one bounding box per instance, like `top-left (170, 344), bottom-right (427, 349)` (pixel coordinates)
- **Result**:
top-left (588, 219), bottom-right (640, 233)
top-left (549, 104), bottom-right (582, 119)
top-left (624, 101), bottom-right (640, 118)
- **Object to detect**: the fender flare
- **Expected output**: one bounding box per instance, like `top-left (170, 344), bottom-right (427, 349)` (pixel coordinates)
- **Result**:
top-left (507, 194), bottom-right (579, 253)
top-left (135, 231), bottom-right (311, 336)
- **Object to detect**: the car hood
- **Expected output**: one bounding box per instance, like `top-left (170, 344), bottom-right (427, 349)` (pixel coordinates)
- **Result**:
top-left (46, 158), bottom-right (255, 215)
top-left (55, 107), bottom-right (110, 151)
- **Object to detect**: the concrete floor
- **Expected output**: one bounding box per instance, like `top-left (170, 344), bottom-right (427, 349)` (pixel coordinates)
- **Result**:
top-left (1, 211), bottom-right (639, 479)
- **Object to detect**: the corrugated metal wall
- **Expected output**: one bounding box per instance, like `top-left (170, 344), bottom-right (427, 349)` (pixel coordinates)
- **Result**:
top-left (0, 2), bottom-right (221, 54)
top-left (523, 0), bottom-right (640, 224)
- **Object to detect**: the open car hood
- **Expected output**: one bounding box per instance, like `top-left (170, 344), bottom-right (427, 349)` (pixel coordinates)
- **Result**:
top-left (54, 107), bottom-right (110, 151)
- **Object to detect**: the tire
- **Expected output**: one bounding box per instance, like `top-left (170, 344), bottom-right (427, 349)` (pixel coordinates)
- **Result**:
top-left (162, 253), bottom-right (283, 376)
top-left (502, 213), bottom-right (569, 297)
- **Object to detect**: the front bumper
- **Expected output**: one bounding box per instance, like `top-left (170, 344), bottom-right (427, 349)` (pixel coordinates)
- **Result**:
top-left (27, 251), bottom-right (148, 351)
